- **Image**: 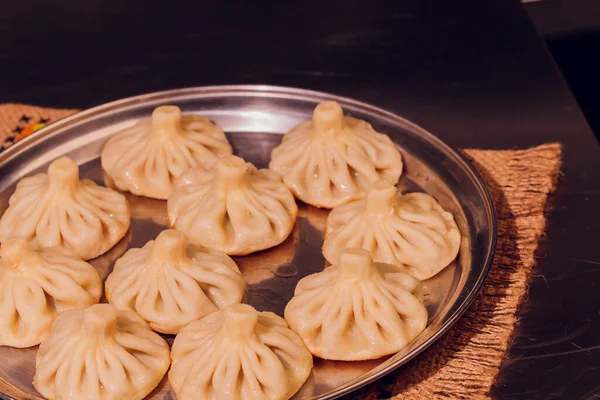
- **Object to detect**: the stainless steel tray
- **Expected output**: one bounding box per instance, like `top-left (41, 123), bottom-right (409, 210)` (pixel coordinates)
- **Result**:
top-left (0, 85), bottom-right (496, 400)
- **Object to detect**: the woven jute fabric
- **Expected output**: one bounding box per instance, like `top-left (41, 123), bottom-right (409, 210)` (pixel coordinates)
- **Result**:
top-left (0, 104), bottom-right (562, 400)
top-left (357, 143), bottom-right (562, 399)
top-left (0, 104), bottom-right (78, 151)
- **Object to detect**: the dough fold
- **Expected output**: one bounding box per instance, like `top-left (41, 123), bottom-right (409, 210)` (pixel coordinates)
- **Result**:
top-left (168, 155), bottom-right (298, 255)
top-left (169, 303), bottom-right (313, 400)
top-left (0, 237), bottom-right (102, 348)
top-left (102, 105), bottom-right (232, 199)
top-left (105, 229), bottom-right (245, 334)
top-left (0, 156), bottom-right (130, 260)
top-left (323, 180), bottom-right (461, 280)
top-left (284, 248), bottom-right (427, 360)
top-left (34, 304), bottom-right (170, 400)
top-left (269, 101), bottom-right (403, 208)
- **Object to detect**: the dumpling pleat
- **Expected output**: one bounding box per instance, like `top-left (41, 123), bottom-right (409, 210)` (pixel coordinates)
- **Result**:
top-left (269, 102), bottom-right (403, 208)
top-left (170, 305), bottom-right (312, 400)
top-left (168, 157), bottom-right (297, 255)
top-left (285, 249), bottom-right (428, 360)
top-left (324, 185), bottom-right (461, 280)
top-left (101, 107), bottom-right (232, 199)
top-left (105, 230), bottom-right (245, 334)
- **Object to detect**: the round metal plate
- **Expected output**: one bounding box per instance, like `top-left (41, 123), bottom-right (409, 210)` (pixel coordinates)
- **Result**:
top-left (0, 85), bottom-right (496, 400)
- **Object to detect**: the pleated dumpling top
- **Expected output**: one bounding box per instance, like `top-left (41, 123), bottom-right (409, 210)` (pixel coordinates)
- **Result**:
top-left (101, 105), bottom-right (232, 199)
top-left (0, 237), bottom-right (102, 348)
top-left (168, 155), bottom-right (298, 255)
top-left (284, 248), bottom-right (427, 360)
top-left (169, 303), bottom-right (313, 400)
top-left (269, 101), bottom-right (403, 208)
top-left (105, 229), bottom-right (245, 334)
top-left (34, 304), bottom-right (170, 400)
top-left (0, 156), bottom-right (130, 260)
top-left (323, 180), bottom-right (461, 280)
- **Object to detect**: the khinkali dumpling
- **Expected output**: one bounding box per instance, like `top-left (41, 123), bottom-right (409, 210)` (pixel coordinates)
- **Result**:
top-left (0, 156), bottom-right (130, 260)
top-left (34, 304), bottom-right (170, 400)
top-left (269, 101), bottom-right (403, 208)
top-left (105, 229), bottom-right (246, 334)
top-left (323, 180), bottom-right (461, 280)
top-left (101, 105), bottom-right (232, 199)
top-left (168, 155), bottom-right (298, 255)
top-left (169, 303), bottom-right (313, 400)
top-left (0, 237), bottom-right (102, 348)
top-left (284, 248), bottom-right (427, 360)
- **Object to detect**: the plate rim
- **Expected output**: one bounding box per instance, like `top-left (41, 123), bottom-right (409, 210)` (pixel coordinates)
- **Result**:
top-left (0, 84), bottom-right (497, 400)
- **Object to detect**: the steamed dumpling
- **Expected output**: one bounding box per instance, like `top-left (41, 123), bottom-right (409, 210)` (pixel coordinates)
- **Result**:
top-left (0, 157), bottom-right (130, 260)
top-left (34, 304), bottom-right (170, 400)
top-left (168, 155), bottom-right (298, 255)
top-left (323, 180), bottom-right (461, 280)
top-left (284, 248), bottom-right (427, 360)
top-left (101, 105), bottom-right (233, 199)
top-left (269, 101), bottom-right (403, 208)
top-left (169, 303), bottom-right (313, 400)
top-left (105, 229), bottom-right (246, 334)
top-left (0, 237), bottom-right (102, 348)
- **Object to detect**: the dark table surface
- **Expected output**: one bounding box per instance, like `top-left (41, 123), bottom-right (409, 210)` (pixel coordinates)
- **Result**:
top-left (1, 0), bottom-right (599, 398)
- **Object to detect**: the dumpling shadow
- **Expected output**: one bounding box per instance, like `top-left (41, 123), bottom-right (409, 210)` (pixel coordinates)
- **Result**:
top-left (146, 374), bottom-right (174, 400)
top-left (89, 227), bottom-right (133, 297)
top-left (236, 209), bottom-right (328, 318)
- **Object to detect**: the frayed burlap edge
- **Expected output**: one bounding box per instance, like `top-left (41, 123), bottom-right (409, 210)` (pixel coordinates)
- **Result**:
top-left (359, 143), bottom-right (562, 400)
top-left (0, 105), bottom-right (562, 400)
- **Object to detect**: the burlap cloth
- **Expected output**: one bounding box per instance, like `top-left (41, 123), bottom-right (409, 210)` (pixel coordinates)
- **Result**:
top-left (0, 104), bottom-right (562, 399)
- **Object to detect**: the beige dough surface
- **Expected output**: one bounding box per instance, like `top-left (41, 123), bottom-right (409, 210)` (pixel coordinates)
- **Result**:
top-left (284, 248), bottom-right (428, 361)
top-left (269, 101), bottom-right (403, 208)
top-left (323, 180), bottom-right (461, 280)
top-left (0, 156), bottom-right (130, 260)
top-left (0, 237), bottom-right (101, 348)
top-left (34, 304), bottom-right (170, 400)
top-left (105, 229), bottom-right (245, 334)
top-left (168, 155), bottom-right (298, 255)
top-left (169, 303), bottom-right (313, 400)
top-left (101, 105), bottom-right (232, 199)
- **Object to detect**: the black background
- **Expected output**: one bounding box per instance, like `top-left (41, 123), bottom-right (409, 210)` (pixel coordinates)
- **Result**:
top-left (1, 0), bottom-right (599, 398)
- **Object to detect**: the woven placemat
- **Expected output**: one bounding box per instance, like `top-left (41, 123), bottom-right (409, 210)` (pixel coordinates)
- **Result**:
top-left (0, 104), bottom-right (562, 399)
top-left (0, 104), bottom-right (77, 151)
